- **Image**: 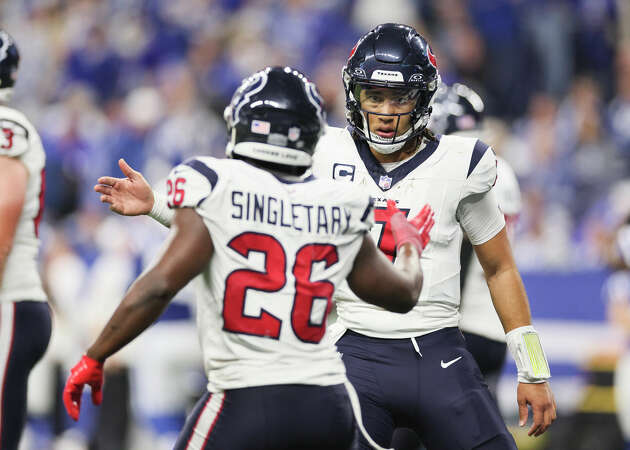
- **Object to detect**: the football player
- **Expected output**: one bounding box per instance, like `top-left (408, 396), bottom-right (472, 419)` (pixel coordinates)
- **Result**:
top-left (92, 24), bottom-right (557, 449)
top-left (314, 24), bottom-right (554, 449)
top-left (391, 82), bottom-right (523, 450)
top-left (0, 29), bottom-right (52, 449)
top-left (65, 66), bottom-right (434, 450)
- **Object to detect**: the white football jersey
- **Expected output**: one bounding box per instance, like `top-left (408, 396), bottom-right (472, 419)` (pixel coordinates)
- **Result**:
top-left (166, 156), bottom-right (373, 392)
top-left (0, 105), bottom-right (46, 304)
top-left (459, 157), bottom-right (521, 342)
top-left (312, 127), bottom-right (504, 338)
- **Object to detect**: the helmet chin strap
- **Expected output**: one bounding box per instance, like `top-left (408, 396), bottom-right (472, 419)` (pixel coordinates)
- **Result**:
top-left (370, 136), bottom-right (408, 154)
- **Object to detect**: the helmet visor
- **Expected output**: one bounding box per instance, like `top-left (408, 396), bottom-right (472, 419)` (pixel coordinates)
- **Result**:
top-left (355, 85), bottom-right (421, 145)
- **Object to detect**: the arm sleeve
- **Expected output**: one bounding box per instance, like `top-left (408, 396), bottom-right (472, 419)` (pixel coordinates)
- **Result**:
top-left (457, 188), bottom-right (505, 245)
top-left (148, 191), bottom-right (175, 228)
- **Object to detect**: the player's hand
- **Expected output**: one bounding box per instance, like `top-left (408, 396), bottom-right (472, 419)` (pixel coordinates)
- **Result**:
top-left (94, 158), bottom-right (154, 216)
top-left (517, 381), bottom-right (557, 437)
top-left (387, 199), bottom-right (434, 255)
top-left (63, 355), bottom-right (104, 421)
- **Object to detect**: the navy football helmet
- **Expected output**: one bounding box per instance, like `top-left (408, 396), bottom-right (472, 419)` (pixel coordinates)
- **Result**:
top-left (343, 23), bottom-right (439, 153)
top-left (0, 29), bottom-right (19, 102)
top-left (429, 82), bottom-right (485, 136)
top-left (224, 66), bottom-right (326, 174)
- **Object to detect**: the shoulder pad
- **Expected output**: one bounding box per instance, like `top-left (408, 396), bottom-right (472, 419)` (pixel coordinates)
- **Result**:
top-left (166, 158), bottom-right (219, 209)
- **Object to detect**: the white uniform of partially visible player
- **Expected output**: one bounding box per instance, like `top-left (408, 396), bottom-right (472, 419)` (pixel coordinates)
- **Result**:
top-left (604, 229), bottom-right (630, 449)
top-left (0, 29), bottom-right (51, 450)
top-left (459, 157), bottom-right (521, 342)
top-left (0, 106), bottom-right (47, 305)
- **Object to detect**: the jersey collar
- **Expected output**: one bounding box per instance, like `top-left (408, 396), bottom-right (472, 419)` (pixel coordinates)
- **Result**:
top-left (354, 132), bottom-right (441, 191)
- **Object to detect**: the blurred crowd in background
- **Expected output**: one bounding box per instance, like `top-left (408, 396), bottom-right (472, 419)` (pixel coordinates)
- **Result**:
top-left (3, 0), bottom-right (630, 272)
top-left (3, 0), bottom-right (630, 449)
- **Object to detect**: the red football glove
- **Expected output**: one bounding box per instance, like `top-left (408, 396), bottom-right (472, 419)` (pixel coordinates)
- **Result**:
top-left (387, 199), bottom-right (434, 255)
top-left (63, 355), bottom-right (104, 421)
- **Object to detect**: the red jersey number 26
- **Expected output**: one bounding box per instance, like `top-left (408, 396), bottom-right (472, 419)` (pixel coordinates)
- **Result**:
top-left (167, 177), bottom-right (186, 206)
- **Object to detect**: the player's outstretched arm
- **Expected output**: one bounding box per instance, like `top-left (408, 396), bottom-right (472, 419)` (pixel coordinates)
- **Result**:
top-left (94, 158), bottom-right (155, 216)
top-left (348, 201), bottom-right (433, 313)
top-left (475, 228), bottom-right (557, 437)
top-left (63, 208), bottom-right (212, 421)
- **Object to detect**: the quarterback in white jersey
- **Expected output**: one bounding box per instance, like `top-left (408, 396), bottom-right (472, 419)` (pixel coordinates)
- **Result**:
top-left (65, 67), bottom-right (434, 450)
top-left (315, 24), bottom-right (553, 449)
top-left (0, 30), bottom-right (51, 450)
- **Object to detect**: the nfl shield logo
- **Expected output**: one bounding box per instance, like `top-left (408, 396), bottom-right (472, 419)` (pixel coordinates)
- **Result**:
top-left (379, 175), bottom-right (392, 190)
top-left (288, 127), bottom-right (301, 141)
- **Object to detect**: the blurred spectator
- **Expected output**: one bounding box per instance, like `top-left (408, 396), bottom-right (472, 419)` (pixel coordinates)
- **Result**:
top-left (609, 43), bottom-right (630, 165)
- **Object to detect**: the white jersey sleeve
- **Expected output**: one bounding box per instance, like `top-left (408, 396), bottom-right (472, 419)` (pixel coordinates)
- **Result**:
top-left (0, 105), bottom-right (47, 304)
top-left (460, 140), bottom-right (498, 198)
top-left (166, 158), bottom-right (218, 210)
top-left (456, 140), bottom-right (505, 245)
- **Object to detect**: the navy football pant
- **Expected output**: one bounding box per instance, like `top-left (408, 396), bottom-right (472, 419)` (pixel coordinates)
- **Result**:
top-left (462, 331), bottom-right (507, 402)
top-left (0, 301), bottom-right (52, 450)
top-left (337, 327), bottom-right (517, 450)
top-left (174, 383), bottom-right (356, 450)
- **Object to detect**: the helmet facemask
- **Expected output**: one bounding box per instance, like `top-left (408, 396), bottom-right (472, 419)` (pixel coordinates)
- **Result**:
top-left (347, 79), bottom-right (433, 154)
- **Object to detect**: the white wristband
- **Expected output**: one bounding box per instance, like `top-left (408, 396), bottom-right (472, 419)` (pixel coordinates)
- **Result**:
top-left (148, 191), bottom-right (174, 228)
top-left (506, 325), bottom-right (551, 383)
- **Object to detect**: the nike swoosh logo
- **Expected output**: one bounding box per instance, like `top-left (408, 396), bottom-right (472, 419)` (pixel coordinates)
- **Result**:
top-left (440, 356), bottom-right (463, 368)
